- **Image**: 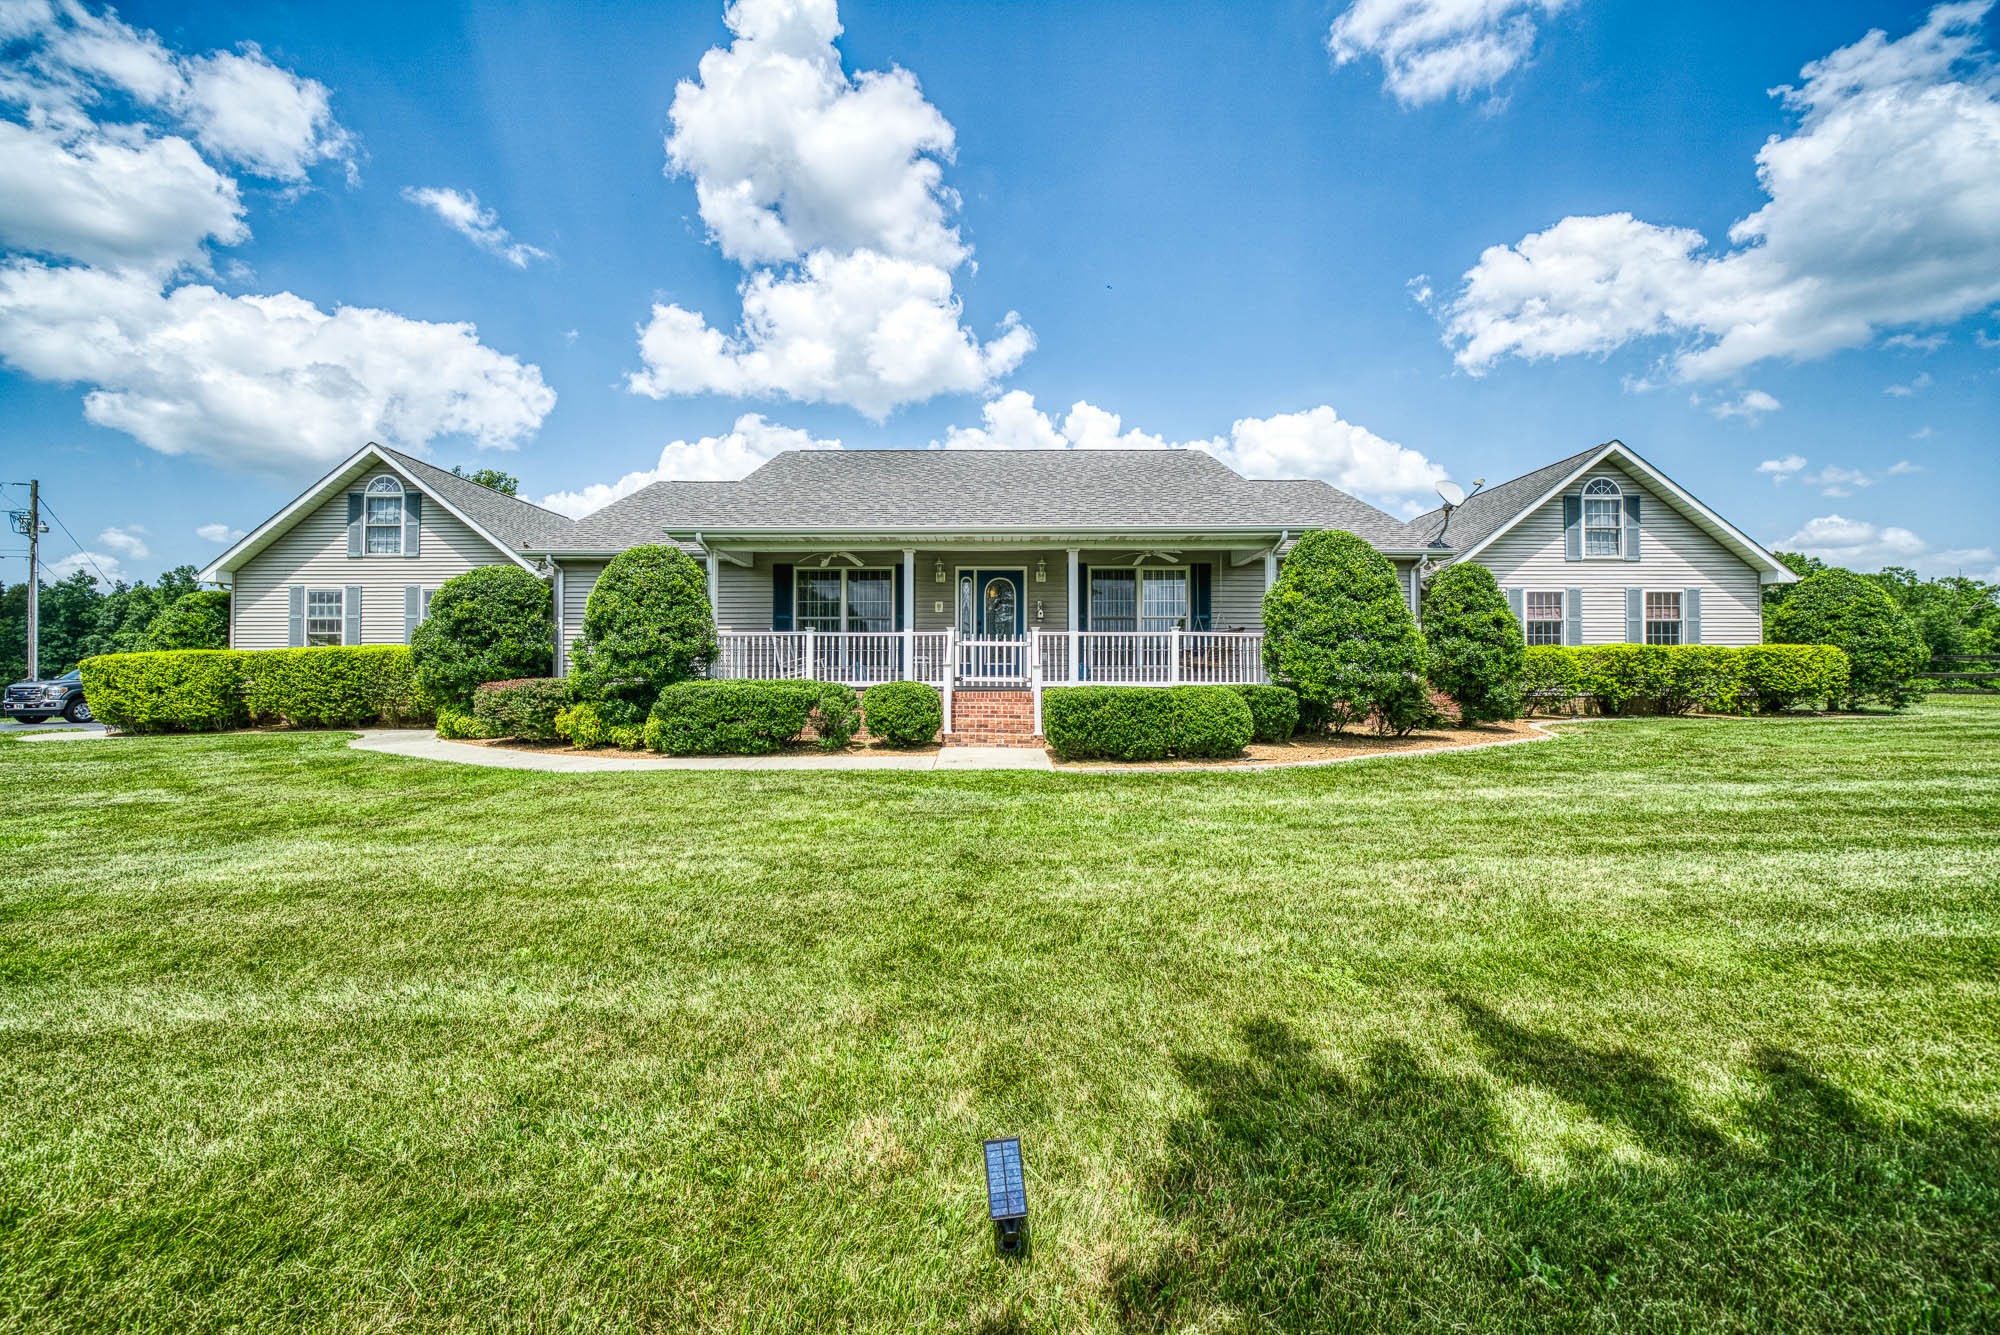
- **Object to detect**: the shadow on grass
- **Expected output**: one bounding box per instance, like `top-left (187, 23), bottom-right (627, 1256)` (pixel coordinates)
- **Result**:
top-left (1113, 1010), bottom-right (1999, 1331)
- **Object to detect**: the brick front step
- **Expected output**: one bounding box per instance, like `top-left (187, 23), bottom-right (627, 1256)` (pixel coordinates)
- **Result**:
top-left (946, 689), bottom-right (1041, 746)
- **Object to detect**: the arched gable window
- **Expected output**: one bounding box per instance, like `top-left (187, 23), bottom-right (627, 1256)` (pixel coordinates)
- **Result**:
top-left (1581, 477), bottom-right (1623, 557)
top-left (364, 474), bottom-right (406, 554)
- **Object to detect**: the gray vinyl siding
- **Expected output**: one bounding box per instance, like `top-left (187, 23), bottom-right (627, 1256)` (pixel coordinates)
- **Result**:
top-left (1473, 462), bottom-right (1764, 646)
top-left (1211, 557), bottom-right (1270, 630)
top-left (556, 560), bottom-right (606, 668)
top-left (229, 460), bottom-right (520, 649)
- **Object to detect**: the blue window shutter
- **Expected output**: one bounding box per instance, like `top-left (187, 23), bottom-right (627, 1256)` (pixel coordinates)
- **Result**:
top-left (1624, 494), bottom-right (1642, 561)
top-left (404, 585), bottom-right (422, 643)
top-left (346, 493), bottom-right (363, 558)
top-left (403, 493), bottom-right (421, 558)
top-left (1191, 563), bottom-right (1212, 631)
top-left (1626, 587), bottom-right (1644, 643)
top-left (1684, 586), bottom-right (1701, 644)
top-left (344, 585), bottom-right (363, 645)
top-left (1565, 587), bottom-right (1583, 646)
top-left (893, 562), bottom-right (905, 632)
top-left (287, 585), bottom-right (305, 647)
top-left (1563, 495), bottom-right (1582, 560)
top-left (771, 563), bottom-right (793, 630)
top-left (1506, 586), bottom-right (1525, 635)
top-left (1076, 563), bottom-right (1089, 630)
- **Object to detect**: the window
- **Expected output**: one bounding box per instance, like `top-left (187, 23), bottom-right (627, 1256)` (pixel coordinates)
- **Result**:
top-left (1089, 567), bottom-right (1187, 631)
top-left (796, 567), bottom-right (894, 633)
top-left (306, 589), bottom-right (344, 646)
top-left (1582, 477), bottom-right (1623, 557)
top-left (1526, 590), bottom-right (1564, 646)
top-left (1645, 590), bottom-right (1682, 645)
top-left (420, 587), bottom-right (436, 619)
top-left (364, 475), bottom-right (404, 555)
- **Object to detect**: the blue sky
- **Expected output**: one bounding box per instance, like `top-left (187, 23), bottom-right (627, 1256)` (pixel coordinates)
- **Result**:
top-left (1, 0), bottom-right (1995, 585)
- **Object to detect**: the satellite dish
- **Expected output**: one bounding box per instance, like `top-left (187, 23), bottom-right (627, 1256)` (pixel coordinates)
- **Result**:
top-left (1435, 480), bottom-right (1466, 508)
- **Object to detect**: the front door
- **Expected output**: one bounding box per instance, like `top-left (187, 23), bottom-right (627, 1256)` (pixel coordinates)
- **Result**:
top-left (958, 569), bottom-right (1026, 678)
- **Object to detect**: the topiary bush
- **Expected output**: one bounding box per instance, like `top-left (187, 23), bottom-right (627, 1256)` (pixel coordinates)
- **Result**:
top-left (1420, 563), bottom-right (1523, 724)
top-left (142, 589), bottom-right (231, 651)
top-left (1168, 685), bottom-right (1255, 758)
top-left (1230, 684), bottom-right (1300, 743)
top-left (1262, 530), bottom-right (1428, 733)
top-left (862, 681), bottom-right (942, 747)
top-left (1770, 568), bottom-right (1929, 709)
top-left (78, 650), bottom-right (248, 732)
top-left (643, 679), bottom-right (852, 755)
top-left (242, 646), bottom-right (429, 727)
top-left (1739, 644), bottom-right (1850, 713)
top-left (410, 565), bottom-right (553, 710)
top-left (568, 545), bottom-right (717, 725)
top-left (472, 677), bottom-right (570, 740)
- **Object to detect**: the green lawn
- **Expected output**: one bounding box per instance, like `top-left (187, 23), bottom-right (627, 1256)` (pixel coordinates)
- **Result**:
top-left (2, 701), bottom-right (1997, 1332)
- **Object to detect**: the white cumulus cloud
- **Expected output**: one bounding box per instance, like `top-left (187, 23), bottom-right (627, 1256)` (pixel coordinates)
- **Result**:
top-left (1782, 513), bottom-right (1998, 580)
top-left (1757, 454), bottom-right (1807, 480)
top-left (537, 412), bottom-right (842, 517)
top-left (1329, 0), bottom-right (1575, 106)
top-left (94, 524), bottom-right (148, 558)
top-left (1444, 3), bottom-right (2000, 381)
top-left (196, 521), bottom-right (245, 543)
top-left (403, 186), bottom-right (549, 267)
top-left (1708, 388), bottom-right (1781, 421)
top-left (938, 392), bottom-right (1447, 511)
top-left (0, 262), bottom-right (556, 473)
top-left (45, 549), bottom-right (125, 583)
top-left (630, 0), bottom-right (1029, 417)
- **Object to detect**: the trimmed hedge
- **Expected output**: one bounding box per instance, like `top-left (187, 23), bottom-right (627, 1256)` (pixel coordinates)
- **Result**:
top-left (568, 545), bottom-right (718, 724)
top-left (1519, 644), bottom-right (1850, 716)
top-left (472, 677), bottom-right (569, 740)
top-left (1042, 685), bottom-right (1253, 762)
top-left (80, 646), bottom-right (433, 731)
top-left (644, 679), bottom-right (861, 755)
top-left (1231, 684), bottom-right (1301, 743)
top-left (1770, 568), bottom-right (1928, 709)
top-left (861, 681), bottom-right (942, 747)
top-left (243, 646), bottom-right (428, 727)
top-left (78, 650), bottom-right (248, 733)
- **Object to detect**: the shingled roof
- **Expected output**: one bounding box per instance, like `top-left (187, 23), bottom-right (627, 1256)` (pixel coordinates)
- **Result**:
top-left (545, 449), bottom-right (1432, 552)
top-left (1406, 442), bottom-right (1607, 553)
top-left (376, 446), bottom-right (575, 551)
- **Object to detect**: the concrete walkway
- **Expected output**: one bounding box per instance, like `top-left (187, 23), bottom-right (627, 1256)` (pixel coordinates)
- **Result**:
top-left (7, 724), bottom-right (112, 743)
top-left (349, 730), bottom-right (1054, 772)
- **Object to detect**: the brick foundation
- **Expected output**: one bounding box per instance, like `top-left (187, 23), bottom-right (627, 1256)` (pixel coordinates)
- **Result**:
top-left (945, 689), bottom-right (1042, 746)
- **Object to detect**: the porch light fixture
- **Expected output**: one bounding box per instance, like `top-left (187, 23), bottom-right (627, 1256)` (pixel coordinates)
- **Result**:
top-left (1034, 559), bottom-right (1046, 583)
top-left (935, 559), bottom-right (946, 584)
top-left (983, 1136), bottom-right (1028, 1257)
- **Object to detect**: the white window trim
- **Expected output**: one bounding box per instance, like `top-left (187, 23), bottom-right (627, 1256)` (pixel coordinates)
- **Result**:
top-left (1581, 477), bottom-right (1624, 560)
top-left (363, 474), bottom-right (406, 557)
top-left (1085, 564), bottom-right (1192, 633)
top-left (1524, 589), bottom-right (1564, 646)
top-left (305, 587), bottom-right (346, 646)
top-left (796, 566), bottom-right (896, 634)
top-left (1644, 589), bottom-right (1683, 646)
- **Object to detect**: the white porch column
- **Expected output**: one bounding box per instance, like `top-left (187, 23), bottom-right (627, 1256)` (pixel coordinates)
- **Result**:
top-left (1263, 549), bottom-right (1278, 592)
top-left (1066, 548), bottom-right (1080, 632)
top-left (706, 550), bottom-right (721, 628)
top-left (902, 547), bottom-right (916, 681)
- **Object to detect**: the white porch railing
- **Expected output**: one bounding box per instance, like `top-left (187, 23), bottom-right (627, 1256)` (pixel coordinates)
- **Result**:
top-left (1032, 629), bottom-right (1267, 687)
top-left (712, 630), bottom-right (952, 687)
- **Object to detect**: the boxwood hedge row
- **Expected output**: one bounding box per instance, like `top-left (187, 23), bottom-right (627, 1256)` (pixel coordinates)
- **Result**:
top-left (645, 679), bottom-right (861, 755)
top-left (1521, 643), bottom-right (1850, 716)
top-left (1042, 685), bottom-right (1255, 761)
top-left (80, 646), bottom-right (432, 732)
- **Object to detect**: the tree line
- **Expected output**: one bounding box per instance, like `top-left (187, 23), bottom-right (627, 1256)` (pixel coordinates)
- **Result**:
top-left (0, 566), bottom-right (227, 682)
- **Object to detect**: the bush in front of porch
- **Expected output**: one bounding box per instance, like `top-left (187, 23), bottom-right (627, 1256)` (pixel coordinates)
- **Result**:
top-left (569, 545), bottom-right (718, 725)
top-left (643, 680), bottom-right (859, 755)
top-left (860, 682), bottom-right (942, 747)
top-left (1042, 685), bottom-right (1253, 761)
top-left (1261, 530), bottom-right (1429, 735)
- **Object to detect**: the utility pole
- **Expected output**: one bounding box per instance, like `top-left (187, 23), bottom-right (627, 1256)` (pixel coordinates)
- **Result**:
top-left (10, 480), bottom-right (43, 680)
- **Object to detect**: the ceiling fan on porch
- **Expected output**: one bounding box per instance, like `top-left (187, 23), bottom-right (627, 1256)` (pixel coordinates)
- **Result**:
top-left (1128, 550), bottom-right (1180, 566)
top-left (811, 551), bottom-right (866, 567)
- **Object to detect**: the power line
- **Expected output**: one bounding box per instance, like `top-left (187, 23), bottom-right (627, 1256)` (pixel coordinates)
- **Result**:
top-left (34, 495), bottom-right (113, 586)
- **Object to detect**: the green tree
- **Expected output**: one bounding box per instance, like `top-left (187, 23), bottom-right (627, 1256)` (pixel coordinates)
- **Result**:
top-left (569, 545), bottom-right (716, 724)
top-left (410, 565), bottom-right (553, 708)
top-left (1865, 567), bottom-right (1999, 669)
top-left (451, 466), bottom-right (520, 496)
top-left (1261, 530), bottom-right (1429, 734)
top-left (143, 589), bottom-right (232, 650)
top-left (1761, 551), bottom-right (1828, 624)
top-left (1770, 567), bottom-right (1929, 709)
top-left (1421, 562), bottom-right (1524, 724)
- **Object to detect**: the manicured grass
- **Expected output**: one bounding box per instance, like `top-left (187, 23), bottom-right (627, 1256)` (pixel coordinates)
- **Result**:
top-left (2, 701), bottom-right (1997, 1331)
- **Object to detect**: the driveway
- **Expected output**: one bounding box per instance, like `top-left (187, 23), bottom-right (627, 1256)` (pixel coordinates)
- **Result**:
top-left (1, 719), bottom-right (109, 737)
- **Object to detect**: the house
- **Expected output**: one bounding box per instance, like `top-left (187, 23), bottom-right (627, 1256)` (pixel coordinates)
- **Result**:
top-left (197, 438), bottom-right (1794, 733)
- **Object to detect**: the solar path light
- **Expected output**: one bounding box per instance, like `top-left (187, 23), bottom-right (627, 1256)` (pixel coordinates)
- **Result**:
top-left (983, 1136), bottom-right (1028, 1257)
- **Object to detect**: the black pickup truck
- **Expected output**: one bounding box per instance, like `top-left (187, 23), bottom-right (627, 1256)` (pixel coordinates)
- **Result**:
top-left (3, 669), bottom-right (93, 724)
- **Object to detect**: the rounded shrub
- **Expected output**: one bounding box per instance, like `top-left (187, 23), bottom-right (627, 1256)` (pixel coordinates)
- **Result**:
top-left (1262, 529), bottom-right (1428, 733)
top-left (1042, 687), bottom-right (1174, 762)
top-left (642, 679), bottom-right (854, 755)
top-left (142, 589), bottom-right (231, 651)
top-left (1770, 568), bottom-right (1929, 709)
top-left (1167, 686), bottom-right (1254, 758)
top-left (569, 545), bottom-right (717, 724)
top-left (1230, 684), bottom-right (1300, 743)
top-left (471, 677), bottom-right (569, 740)
top-left (862, 681), bottom-right (942, 747)
top-left (410, 565), bottom-right (553, 709)
top-left (554, 701), bottom-right (612, 749)
top-left (1420, 563), bottom-right (1523, 724)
